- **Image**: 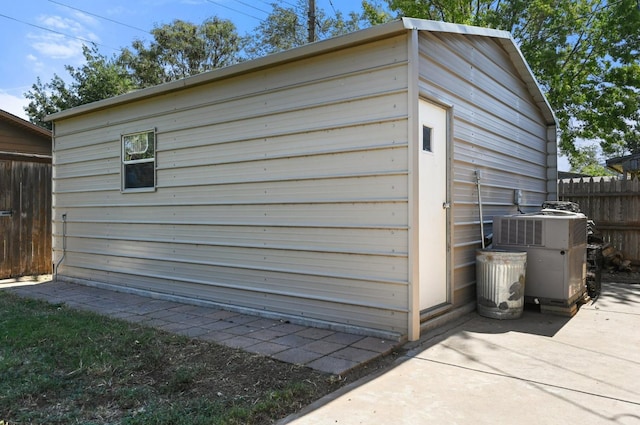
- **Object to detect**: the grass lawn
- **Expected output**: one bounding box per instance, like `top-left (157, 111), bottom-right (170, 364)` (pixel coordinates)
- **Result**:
top-left (0, 291), bottom-right (395, 424)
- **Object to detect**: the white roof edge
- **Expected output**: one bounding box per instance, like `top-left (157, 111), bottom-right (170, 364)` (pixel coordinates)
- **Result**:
top-left (400, 17), bottom-right (511, 39)
top-left (47, 17), bottom-right (555, 127)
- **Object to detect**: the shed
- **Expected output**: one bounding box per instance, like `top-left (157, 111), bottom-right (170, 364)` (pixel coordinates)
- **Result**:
top-left (47, 18), bottom-right (557, 341)
top-left (0, 109), bottom-right (52, 278)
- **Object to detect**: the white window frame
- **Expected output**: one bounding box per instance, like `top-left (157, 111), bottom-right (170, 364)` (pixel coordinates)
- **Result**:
top-left (121, 129), bottom-right (156, 192)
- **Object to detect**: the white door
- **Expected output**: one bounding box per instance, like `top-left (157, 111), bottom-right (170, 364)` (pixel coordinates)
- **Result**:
top-left (419, 100), bottom-right (448, 311)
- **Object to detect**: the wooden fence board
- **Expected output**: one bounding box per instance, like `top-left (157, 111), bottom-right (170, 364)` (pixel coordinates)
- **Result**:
top-left (559, 177), bottom-right (640, 263)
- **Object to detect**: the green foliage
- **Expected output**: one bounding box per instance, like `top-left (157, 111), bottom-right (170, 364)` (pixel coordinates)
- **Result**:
top-left (24, 17), bottom-right (242, 126)
top-left (382, 0), bottom-right (640, 163)
top-left (70, 45), bottom-right (136, 104)
top-left (244, 4), bottom-right (306, 59)
top-left (569, 145), bottom-right (616, 176)
top-left (243, 0), bottom-right (364, 59)
top-left (119, 17), bottom-right (242, 88)
top-left (362, 1), bottom-right (394, 26)
top-left (24, 45), bottom-right (134, 130)
top-left (24, 75), bottom-right (77, 130)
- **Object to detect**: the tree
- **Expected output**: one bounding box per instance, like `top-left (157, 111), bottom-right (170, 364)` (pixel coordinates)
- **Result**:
top-left (24, 18), bottom-right (242, 127)
top-left (362, 0), bottom-right (393, 26)
top-left (244, 0), bottom-right (364, 59)
top-left (570, 145), bottom-right (615, 176)
top-left (244, 4), bottom-right (305, 58)
top-left (70, 45), bottom-right (135, 105)
top-left (24, 75), bottom-right (77, 130)
top-left (119, 17), bottom-right (242, 88)
top-left (24, 45), bottom-right (133, 130)
top-left (374, 0), bottom-right (640, 165)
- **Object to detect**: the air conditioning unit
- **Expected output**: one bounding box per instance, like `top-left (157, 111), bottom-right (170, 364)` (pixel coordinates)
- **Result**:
top-left (493, 212), bottom-right (587, 306)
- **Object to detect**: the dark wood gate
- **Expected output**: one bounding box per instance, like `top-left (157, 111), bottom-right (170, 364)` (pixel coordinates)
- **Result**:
top-left (0, 158), bottom-right (51, 278)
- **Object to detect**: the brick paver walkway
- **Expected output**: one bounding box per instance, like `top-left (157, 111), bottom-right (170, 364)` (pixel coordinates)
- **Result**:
top-left (2, 277), bottom-right (400, 375)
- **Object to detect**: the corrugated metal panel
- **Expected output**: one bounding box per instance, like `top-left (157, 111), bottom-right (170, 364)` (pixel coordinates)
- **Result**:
top-left (53, 202), bottom-right (408, 227)
top-left (52, 34), bottom-right (411, 337)
top-left (55, 174), bottom-right (408, 207)
top-left (55, 223), bottom-right (408, 255)
top-left (160, 120), bottom-right (406, 167)
top-left (55, 141), bottom-right (119, 164)
top-left (62, 237), bottom-right (408, 283)
top-left (60, 265), bottom-right (408, 335)
top-left (163, 147), bottom-right (406, 187)
top-left (417, 31), bottom-right (552, 307)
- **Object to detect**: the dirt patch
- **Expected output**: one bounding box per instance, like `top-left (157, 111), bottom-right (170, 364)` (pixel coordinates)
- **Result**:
top-left (129, 334), bottom-right (406, 422)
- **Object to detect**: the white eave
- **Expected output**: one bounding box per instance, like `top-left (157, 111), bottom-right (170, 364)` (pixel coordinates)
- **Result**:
top-left (46, 17), bottom-right (556, 127)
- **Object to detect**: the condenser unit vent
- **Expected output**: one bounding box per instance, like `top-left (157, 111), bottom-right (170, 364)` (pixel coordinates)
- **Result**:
top-left (572, 218), bottom-right (588, 246)
top-left (498, 218), bottom-right (543, 246)
top-left (494, 213), bottom-right (587, 250)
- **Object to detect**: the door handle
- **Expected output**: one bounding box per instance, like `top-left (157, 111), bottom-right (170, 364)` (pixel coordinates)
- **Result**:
top-left (0, 210), bottom-right (13, 217)
top-left (442, 202), bottom-right (450, 209)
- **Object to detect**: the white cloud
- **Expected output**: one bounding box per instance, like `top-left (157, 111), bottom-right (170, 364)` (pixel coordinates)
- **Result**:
top-left (39, 15), bottom-right (84, 33)
top-left (71, 11), bottom-right (100, 27)
top-left (28, 14), bottom-right (101, 61)
top-left (26, 54), bottom-right (45, 73)
top-left (29, 32), bottom-right (84, 60)
top-left (0, 91), bottom-right (30, 120)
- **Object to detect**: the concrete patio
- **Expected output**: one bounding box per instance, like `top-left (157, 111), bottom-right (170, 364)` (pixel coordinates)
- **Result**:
top-left (280, 281), bottom-right (640, 424)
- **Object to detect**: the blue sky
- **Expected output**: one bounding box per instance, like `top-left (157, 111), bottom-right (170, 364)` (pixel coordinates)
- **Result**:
top-left (0, 0), bottom-right (367, 118)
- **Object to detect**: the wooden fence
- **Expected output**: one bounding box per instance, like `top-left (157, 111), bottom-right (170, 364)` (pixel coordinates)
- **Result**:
top-left (558, 177), bottom-right (640, 264)
top-left (0, 158), bottom-right (52, 278)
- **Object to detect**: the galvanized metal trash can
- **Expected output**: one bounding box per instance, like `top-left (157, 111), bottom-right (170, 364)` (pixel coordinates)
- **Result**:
top-left (476, 249), bottom-right (527, 319)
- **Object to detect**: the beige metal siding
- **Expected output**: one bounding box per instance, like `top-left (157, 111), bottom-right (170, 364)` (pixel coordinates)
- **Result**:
top-left (53, 35), bottom-right (410, 338)
top-left (417, 32), bottom-right (552, 306)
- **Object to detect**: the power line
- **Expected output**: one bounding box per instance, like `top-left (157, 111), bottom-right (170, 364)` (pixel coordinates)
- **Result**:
top-left (204, 0), bottom-right (263, 21)
top-left (47, 0), bottom-right (150, 34)
top-left (278, 0), bottom-right (300, 8)
top-left (256, 0), bottom-right (298, 10)
top-left (231, 0), bottom-right (270, 15)
top-left (0, 12), bottom-right (119, 51)
top-left (327, 0), bottom-right (338, 16)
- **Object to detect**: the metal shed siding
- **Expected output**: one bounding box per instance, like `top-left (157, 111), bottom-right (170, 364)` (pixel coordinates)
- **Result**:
top-left (416, 31), bottom-right (552, 305)
top-left (53, 35), bottom-right (411, 337)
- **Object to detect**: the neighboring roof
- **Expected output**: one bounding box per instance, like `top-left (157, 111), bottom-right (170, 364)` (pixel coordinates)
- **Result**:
top-left (558, 171), bottom-right (591, 179)
top-left (606, 153), bottom-right (640, 176)
top-left (46, 18), bottom-right (556, 127)
top-left (0, 109), bottom-right (51, 139)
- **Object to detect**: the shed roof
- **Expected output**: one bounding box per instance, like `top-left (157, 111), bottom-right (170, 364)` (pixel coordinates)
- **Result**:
top-left (46, 18), bottom-right (556, 127)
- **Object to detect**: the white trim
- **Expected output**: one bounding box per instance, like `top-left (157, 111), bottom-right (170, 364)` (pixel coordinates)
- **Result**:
top-left (401, 17), bottom-right (511, 38)
top-left (407, 28), bottom-right (421, 342)
top-left (121, 128), bottom-right (157, 192)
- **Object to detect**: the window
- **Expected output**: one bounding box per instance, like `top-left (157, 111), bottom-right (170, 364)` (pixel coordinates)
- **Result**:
top-left (422, 125), bottom-right (432, 152)
top-left (122, 129), bottom-right (156, 191)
